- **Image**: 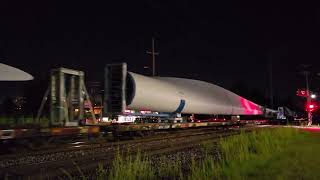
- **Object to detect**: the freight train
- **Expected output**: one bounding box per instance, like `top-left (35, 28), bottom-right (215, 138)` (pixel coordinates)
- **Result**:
top-left (0, 63), bottom-right (281, 141)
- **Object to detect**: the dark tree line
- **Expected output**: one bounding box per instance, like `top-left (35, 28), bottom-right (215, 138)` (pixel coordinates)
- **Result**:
top-left (0, 97), bottom-right (16, 115)
top-left (0, 77), bottom-right (49, 118)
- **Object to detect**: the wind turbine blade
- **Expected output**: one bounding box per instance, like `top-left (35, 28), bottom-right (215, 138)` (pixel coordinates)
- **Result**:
top-left (0, 63), bottom-right (34, 81)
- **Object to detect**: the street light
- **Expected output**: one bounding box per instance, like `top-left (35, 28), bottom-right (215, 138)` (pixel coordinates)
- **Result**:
top-left (311, 94), bottom-right (316, 99)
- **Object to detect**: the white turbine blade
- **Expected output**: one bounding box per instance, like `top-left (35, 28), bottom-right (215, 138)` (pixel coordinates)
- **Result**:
top-left (0, 63), bottom-right (34, 81)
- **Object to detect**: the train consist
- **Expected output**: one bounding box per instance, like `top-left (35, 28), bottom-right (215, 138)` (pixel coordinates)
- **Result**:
top-left (0, 63), bottom-right (282, 141)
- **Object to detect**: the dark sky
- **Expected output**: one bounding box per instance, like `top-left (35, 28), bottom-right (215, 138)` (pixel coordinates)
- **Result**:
top-left (1, 1), bottom-right (320, 99)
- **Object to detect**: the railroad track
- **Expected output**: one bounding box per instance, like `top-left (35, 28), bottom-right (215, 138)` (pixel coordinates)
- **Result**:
top-left (0, 125), bottom-right (229, 159)
top-left (0, 126), bottom-right (250, 179)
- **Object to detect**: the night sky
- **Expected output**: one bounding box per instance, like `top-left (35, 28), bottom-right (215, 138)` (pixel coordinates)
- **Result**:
top-left (1, 1), bottom-right (320, 104)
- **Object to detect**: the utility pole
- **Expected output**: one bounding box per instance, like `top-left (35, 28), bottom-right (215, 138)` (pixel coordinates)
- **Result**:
top-left (146, 37), bottom-right (159, 76)
top-left (268, 55), bottom-right (274, 109)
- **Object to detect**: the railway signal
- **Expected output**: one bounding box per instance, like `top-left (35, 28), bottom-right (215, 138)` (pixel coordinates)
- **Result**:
top-left (296, 89), bottom-right (308, 97)
top-left (296, 88), bottom-right (317, 126)
top-left (306, 103), bottom-right (316, 112)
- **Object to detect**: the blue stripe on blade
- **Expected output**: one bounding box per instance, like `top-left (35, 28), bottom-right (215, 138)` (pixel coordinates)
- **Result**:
top-left (173, 99), bottom-right (186, 113)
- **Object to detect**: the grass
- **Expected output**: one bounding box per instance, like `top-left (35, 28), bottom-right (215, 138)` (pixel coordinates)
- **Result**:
top-left (188, 128), bottom-right (320, 180)
top-left (107, 150), bottom-right (185, 180)
top-left (108, 150), bottom-right (156, 180)
top-left (188, 156), bottom-right (220, 180)
top-left (0, 116), bottom-right (50, 127)
top-left (157, 156), bottom-right (183, 179)
top-left (60, 127), bottom-right (320, 180)
top-left (241, 132), bottom-right (320, 180)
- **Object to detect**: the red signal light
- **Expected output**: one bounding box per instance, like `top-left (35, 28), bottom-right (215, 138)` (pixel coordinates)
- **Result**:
top-left (296, 89), bottom-right (309, 97)
top-left (306, 103), bottom-right (316, 112)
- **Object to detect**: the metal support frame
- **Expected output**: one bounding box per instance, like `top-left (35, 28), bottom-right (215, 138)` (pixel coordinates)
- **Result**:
top-left (79, 73), bottom-right (84, 120)
top-left (69, 75), bottom-right (75, 122)
top-left (104, 63), bottom-right (127, 116)
top-left (42, 67), bottom-right (96, 126)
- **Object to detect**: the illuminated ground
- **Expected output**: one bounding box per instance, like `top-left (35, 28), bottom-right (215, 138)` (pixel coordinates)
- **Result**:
top-left (232, 129), bottom-right (320, 180)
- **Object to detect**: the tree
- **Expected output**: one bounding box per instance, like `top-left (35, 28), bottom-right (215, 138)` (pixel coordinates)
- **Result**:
top-left (2, 97), bottom-right (15, 115)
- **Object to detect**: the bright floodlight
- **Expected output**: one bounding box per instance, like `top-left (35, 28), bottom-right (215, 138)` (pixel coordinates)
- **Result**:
top-left (0, 63), bottom-right (33, 81)
top-left (311, 94), bottom-right (316, 99)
